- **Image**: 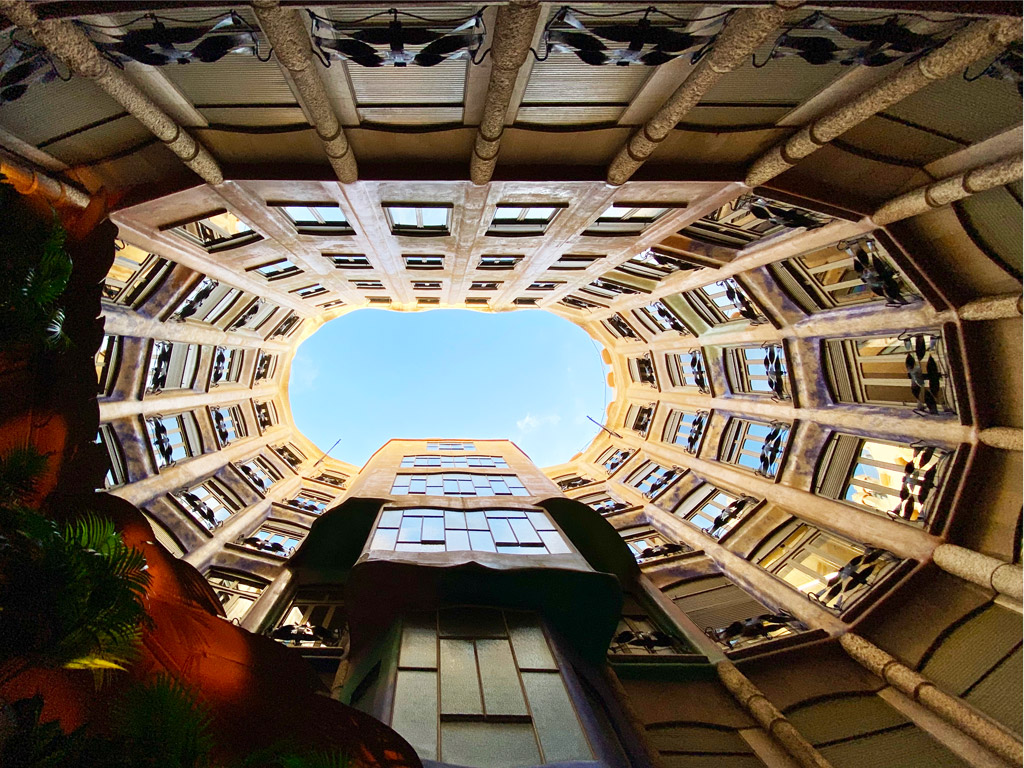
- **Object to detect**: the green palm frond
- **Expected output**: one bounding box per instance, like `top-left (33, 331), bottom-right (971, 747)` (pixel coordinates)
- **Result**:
top-left (0, 447), bottom-right (48, 504)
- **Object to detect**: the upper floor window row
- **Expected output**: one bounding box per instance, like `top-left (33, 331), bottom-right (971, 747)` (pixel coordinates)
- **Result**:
top-left (168, 211), bottom-right (261, 252)
top-left (426, 441), bottom-right (475, 451)
top-left (401, 455), bottom-right (508, 469)
top-left (391, 473), bottom-right (529, 497)
top-left (370, 507), bottom-right (570, 555)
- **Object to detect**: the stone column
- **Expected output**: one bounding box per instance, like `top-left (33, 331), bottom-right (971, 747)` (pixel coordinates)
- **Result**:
top-left (252, 1), bottom-right (357, 184)
top-left (932, 544), bottom-right (1023, 601)
top-left (0, 0), bottom-right (222, 185)
top-left (470, 0), bottom-right (541, 185)
top-left (717, 661), bottom-right (834, 768)
top-left (746, 19), bottom-right (1022, 186)
top-left (872, 155), bottom-right (1023, 226)
top-left (606, 5), bottom-right (786, 186)
top-left (240, 566), bottom-right (295, 633)
top-left (0, 149), bottom-right (90, 208)
top-left (840, 634), bottom-right (1023, 765)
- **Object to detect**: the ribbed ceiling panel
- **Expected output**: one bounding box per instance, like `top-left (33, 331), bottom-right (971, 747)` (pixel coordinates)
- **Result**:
top-left (163, 58), bottom-right (297, 105)
top-left (515, 105), bottom-right (624, 125)
top-left (348, 60), bottom-right (467, 105)
top-left (0, 76), bottom-right (123, 146)
top-left (523, 54), bottom-right (651, 104)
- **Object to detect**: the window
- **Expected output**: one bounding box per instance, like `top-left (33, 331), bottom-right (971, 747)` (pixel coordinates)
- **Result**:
top-left (211, 404), bottom-right (246, 447)
top-left (268, 313), bottom-right (301, 339)
top-left (241, 525), bottom-right (304, 557)
top-left (666, 350), bottom-right (711, 394)
top-left (769, 236), bottom-right (918, 313)
top-left (625, 403), bottom-right (655, 438)
top-left (426, 442), bottom-right (476, 451)
top-left (272, 203), bottom-right (352, 234)
top-left (327, 254), bottom-right (371, 269)
top-left (96, 425), bottom-right (127, 489)
top-left (685, 279), bottom-right (764, 327)
top-left (487, 204), bottom-right (561, 236)
top-left (583, 277), bottom-right (642, 299)
top-left (319, 299), bottom-right (345, 310)
top-left (96, 334), bottom-right (121, 396)
top-left (478, 255), bottom-right (522, 270)
top-left (555, 475), bottom-right (592, 491)
top-left (513, 298), bottom-right (538, 306)
top-left (254, 350), bottom-right (277, 381)
top-left (470, 281), bottom-right (501, 291)
top-left (527, 281), bottom-right (563, 291)
top-left (254, 400), bottom-right (277, 432)
top-left (145, 340), bottom-right (200, 394)
top-left (371, 508), bottom-right (570, 554)
top-left (401, 455), bottom-right (509, 468)
top-left (412, 281), bottom-right (442, 291)
top-left (725, 344), bottom-right (789, 399)
top-left (601, 315), bottom-right (639, 340)
top-left (207, 570), bottom-right (266, 623)
top-left (275, 443), bottom-right (306, 469)
top-left (823, 332), bottom-right (956, 415)
top-left (384, 204), bottom-right (451, 236)
top-left (238, 456), bottom-right (279, 493)
top-left (719, 418), bottom-right (791, 478)
top-left (388, 608), bottom-right (593, 764)
top-left (662, 409), bottom-right (708, 455)
top-left (392, 474), bottom-right (529, 497)
top-left (584, 205), bottom-right (671, 235)
top-left (311, 471), bottom-right (347, 488)
top-left (404, 254), bottom-right (444, 270)
top-left (610, 609), bottom-right (687, 656)
top-left (758, 524), bottom-right (897, 613)
top-left (628, 354), bottom-right (657, 387)
top-left (274, 588), bottom-right (347, 648)
top-left (671, 484), bottom-right (755, 539)
top-left (598, 447), bottom-right (633, 475)
top-left (466, 297), bottom-right (490, 306)
top-left (352, 280), bottom-right (385, 290)
top-left (577, 491), bottom-right (629, 515)
top-left (227, 298), bottom-right (277, 333)
top-left (294, 284), bottom-right (328, 299)
top-left (171, 277), bottom-right (243, 327)
top-left (288, 492), bottom-right (331, 515)
top-left (634, 299), bottom-right (692, 336)
top-left (549, 255), bottom-right (599, 271)
top-left (629, 462), bottom-right (682, 499)
top-left (368, 296), bottom-right (392, 305)
top-left (146, 412), bottom-right (202, 468)
top-left (210, 346), bottom-right (242, 386)
top-left (252, 258), bottom-right (301, 280)
top-left (102, 242), bottom-right (172, 307)
top-left (175, 479), bottom-right (240, 531)
top-left (680, 194), bottom-right (831, 249)
top-left (418, 297), bottom-right (440, 305)
top-left (613, 249), bottom-right (695, 281)
top-left (619, 525), bottom-right (685, 562)
top-left (169, 211), bottom-right (260, 251)
top-left (815, 434), bottom-right (951, 525)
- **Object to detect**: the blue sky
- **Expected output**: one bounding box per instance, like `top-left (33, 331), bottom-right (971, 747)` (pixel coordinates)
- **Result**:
top-left (288, 309), bottom-right (610, 468)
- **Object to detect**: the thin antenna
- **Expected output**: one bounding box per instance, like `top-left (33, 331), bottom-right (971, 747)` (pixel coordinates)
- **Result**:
top-left (587, 415), bottom-right (622, 440)
top-left (313, 438), bottom-right (342, 467)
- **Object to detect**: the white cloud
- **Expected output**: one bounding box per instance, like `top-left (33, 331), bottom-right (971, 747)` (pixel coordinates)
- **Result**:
top-left (516, 412), bottom-right (562, 432)
top-left (290, 352), bottom-right (320, 392)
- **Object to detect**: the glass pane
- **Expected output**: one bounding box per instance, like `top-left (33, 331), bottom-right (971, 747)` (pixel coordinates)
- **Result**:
top-left (538, 530), bottom-right (571, 555)
top-left (392, 670), bottom-right (438, 760)
top-left (476, 639), bottom-right (528, 716)
top-left (439, 607), bottom-right (506, 638)
top-left (390, 207), bottom-right (416, 227)
top-left (400, 614), bottom-right (437, 669)
top-left (421, 208), bottom-right (448, 227)
top-left (441, 722), bottom-right (539, 768)
top-left (370, 527), bottom-right (399, 550)
top-left (521, 672), bottom-right (593, 762)
top-left (446, 529), bottom-right (470, 551)
top-left (506, 613), bottom-right (556, 670)
top-left (466, 511), bottom-right (488, 530)
top-left (469, 530), bottom-right (496, 552)
top-left (439, 639), bottom-right (483, 716)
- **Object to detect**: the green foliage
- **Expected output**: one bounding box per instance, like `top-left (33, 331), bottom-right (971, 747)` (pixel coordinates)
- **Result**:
top-left (0, 447), bottom-right (48, 505)
top-left (108, 675), bottom-right (214, 768)
top-left (0, 179), bottom-right (73, 352)
top-left (0, 507), bottom-right (151, 678)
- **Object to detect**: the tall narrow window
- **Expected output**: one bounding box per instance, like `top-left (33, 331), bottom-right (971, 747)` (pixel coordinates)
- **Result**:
top-left (758, 524), bottom-right (897, 612)
top-left (665, 350), bottom-right (711, 394)
top-left (628, 354), bottom-right (657, 387)
top-left (210, 346), bottom-right (242, 386)
top-left (96, 334), bottom-right (121, 396)
top-left (662, 409), bottom-right (708, 455)
top-left (815, 434), bottom-right (950, 525)
top-left (254, 400), bottom-right (277, 432)
top-left (671, 484), bottom-right (755, 539)
top-left (625, 403), bottom-right (655, 437)
top-left (211, 405), bottom-right (246, 447)
top-left (719, 418), bottom-right (790, 478)
top-left (207, 570), bottom-right (266, 622)
top-left (254, 350), bottom-right (277, 381)
top-left (169, 211), bottom-right (260, 251)
top-left (96, 425), bottom-right (127, 489)
top-left (146, 412), bottom-right (201, 468)
top-left (146, 341), bottom-right (200, 394)
top-left (725, 344), bottom-right (789, 399)
top-left (823, 332), bottom-right (955, 415)
top-left (175, 479), bottom-right (240, 531)
top-left (388, 608), bottom-right (594, 764)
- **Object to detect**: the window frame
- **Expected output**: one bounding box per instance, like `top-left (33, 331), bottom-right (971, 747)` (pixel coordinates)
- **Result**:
top-left (486, 203), bottom-right (566, 237)
top-left (583, 204), bottom-right (676, 236)
top-left (269, 202), bottom-right (354, 235)
top-left (383, 203), bottom-right (453, 236)
top-left (164, 210), bottom-right (261, 252)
